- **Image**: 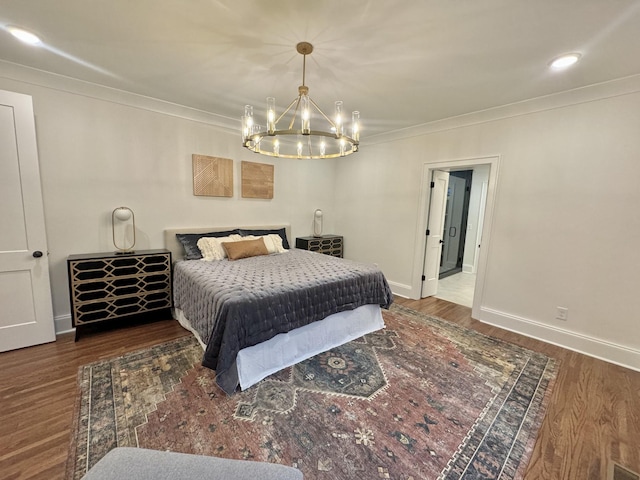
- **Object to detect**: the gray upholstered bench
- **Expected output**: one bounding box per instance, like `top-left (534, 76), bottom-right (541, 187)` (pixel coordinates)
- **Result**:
top-left (81, 447), bottom-right (303, 480)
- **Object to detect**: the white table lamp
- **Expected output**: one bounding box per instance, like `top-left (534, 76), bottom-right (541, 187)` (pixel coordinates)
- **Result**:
top-left (313, 209), bottom-right (323, 237)
top-left (112, 206), bottom-right (136, 254)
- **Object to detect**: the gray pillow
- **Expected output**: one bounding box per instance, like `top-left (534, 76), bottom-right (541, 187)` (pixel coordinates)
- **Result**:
top-left (176, 230), bottom-right (240, 260)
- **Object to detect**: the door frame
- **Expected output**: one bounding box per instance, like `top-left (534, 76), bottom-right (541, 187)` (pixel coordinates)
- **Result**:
top-left (411, 155), bottom-right (500, 318)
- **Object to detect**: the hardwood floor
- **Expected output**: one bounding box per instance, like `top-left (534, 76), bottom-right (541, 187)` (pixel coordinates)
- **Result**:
top-left (1, 299), bottom-right (639, 480)
top-left (0, 318), bottom-right (189, 480)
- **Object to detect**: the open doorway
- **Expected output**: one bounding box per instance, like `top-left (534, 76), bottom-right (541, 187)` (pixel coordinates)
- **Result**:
top-left (435, 169), bottom-right (475, 307)
top-left (414, 158), bottom-right (497, 315)
top-left (439, 169), bottom-right (473, 280)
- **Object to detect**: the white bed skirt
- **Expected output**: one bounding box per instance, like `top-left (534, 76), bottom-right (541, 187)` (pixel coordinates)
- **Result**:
top-left (172, 304), bottom-right (385, 391)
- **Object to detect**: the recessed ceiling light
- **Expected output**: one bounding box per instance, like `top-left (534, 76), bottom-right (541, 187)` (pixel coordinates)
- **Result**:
top-left (549, 53), bottom-right (581, 69)
top-left (8, 26), bottom-right (42, 45)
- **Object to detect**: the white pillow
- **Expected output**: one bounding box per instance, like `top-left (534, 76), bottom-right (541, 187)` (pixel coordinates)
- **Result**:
top-left (265, 233), bottom-right (287, 254)
top-left (197, 234), bottom-right (243, 261)
top-left (241, 234), bottom-right (287, 254)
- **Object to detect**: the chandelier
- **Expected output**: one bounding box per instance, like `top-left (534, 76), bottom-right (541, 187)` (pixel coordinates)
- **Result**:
top-left (241, 42), bottom-right (360, 159)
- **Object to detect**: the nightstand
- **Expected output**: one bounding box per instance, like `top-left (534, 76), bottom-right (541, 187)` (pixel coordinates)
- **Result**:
top-left (67, 249), bottom-right (172, 339)
top-left (295, 235), bottom-right (343, 258)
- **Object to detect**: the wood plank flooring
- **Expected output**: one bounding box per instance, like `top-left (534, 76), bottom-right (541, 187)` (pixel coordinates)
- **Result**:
top-left (1, 298), bottom-right (639, 480)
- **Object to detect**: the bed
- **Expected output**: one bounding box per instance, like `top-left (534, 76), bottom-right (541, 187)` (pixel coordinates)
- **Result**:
top-left (164, 225), bottom-right (393, 395)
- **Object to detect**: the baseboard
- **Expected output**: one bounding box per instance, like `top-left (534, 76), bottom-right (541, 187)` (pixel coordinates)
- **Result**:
top-left (387, 281), bottom-right (413, 299)
top-left (54, 314), bottom-right (74, 336)
top-left (462, 264), bottom-right (474, 274)
top-left (479, 307), bottom-right (640, 372)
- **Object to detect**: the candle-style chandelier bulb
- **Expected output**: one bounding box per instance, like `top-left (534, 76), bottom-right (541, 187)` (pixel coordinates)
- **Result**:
top-left (335, 101), bottom-right (343, 137)
top-left (301, 95), bottom-right (311, 134)
top-left (267, 97), bottom-right (276, 134)
top-left (241, 105), bottom-right (254, 144)
top-left (352, 111), bottom-right (360, 142)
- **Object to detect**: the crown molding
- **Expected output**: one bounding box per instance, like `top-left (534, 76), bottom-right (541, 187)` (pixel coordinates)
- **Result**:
top-left (0, 59), bottom-right (239, 133)
top-left (4, 59), bottom-right (640, 144)
top-left (366, 73), bottom-right (640, 145)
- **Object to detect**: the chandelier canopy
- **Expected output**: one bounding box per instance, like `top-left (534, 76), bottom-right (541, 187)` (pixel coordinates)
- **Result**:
top-left (241, 42), bottom-right (360, 159)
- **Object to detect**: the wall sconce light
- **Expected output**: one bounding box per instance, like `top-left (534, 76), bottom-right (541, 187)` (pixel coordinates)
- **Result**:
top-left (112, 206), bottom-right (136, 254)
top-left (313, 209), bottom-right (323, 237)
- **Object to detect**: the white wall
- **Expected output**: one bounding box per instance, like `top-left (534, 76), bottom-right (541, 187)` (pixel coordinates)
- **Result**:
top-left (0, 67), bottom-right (338, 332)
top-left (335, 76), bottom-right (640, 371)
top-left (3, 63), bottom-right (639, 371)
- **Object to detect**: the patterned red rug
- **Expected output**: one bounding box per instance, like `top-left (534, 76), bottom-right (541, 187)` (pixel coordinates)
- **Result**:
top-left (66, 304), bottom-right (557, 480)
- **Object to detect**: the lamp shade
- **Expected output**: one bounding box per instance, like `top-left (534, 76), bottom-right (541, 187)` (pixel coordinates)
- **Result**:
top-left (113, 207), bottom-right (132, 221)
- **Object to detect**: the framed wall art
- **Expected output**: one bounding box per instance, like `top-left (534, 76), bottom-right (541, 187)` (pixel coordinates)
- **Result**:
top-left (192, 154), bottom-right (233, 197)
top-left (241, 161), bottom-right (274, 199)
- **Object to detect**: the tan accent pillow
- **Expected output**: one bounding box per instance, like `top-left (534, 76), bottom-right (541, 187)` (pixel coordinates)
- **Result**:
top-left (221, 238), bottom-right (269, 260)
top-left (240, 234), bottom-right (287, 254)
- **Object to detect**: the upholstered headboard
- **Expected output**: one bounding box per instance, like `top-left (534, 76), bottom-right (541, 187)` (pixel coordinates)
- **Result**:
top-left (164, 224), bottom-right (292, 262)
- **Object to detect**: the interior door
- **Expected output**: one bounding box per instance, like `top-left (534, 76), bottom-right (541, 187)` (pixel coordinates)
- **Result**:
top-left (440, 174), bottom-right (465, 273)
top-left (421, 170), bottom-right (449, 297)
top-left (440, 171), bottom-right (473, 277)
top-left (0, 90), bottom-right (55, 352)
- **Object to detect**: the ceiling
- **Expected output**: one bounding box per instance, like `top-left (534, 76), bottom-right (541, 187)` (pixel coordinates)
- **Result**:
top-left (2, 0), bottom-right (640, 138)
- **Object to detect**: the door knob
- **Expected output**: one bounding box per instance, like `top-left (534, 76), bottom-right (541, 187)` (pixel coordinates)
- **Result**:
top-left (32, 251), bottom-right (43, 258)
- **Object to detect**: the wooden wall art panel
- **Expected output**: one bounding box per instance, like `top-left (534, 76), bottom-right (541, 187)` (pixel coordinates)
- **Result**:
top-left (241, 161), bottom-right (274, 199)
top-left (192, 154), bottom-right (233, 197)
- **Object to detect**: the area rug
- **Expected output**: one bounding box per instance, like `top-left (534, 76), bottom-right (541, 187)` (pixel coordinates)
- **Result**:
top-left (66, 304), bottom-right (557, 480)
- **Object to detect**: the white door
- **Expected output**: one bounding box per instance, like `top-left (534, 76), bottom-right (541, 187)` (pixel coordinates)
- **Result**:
top-left (0, 90), bottom-right (55, 352)
top-left (441, 174), bottom-right (467, 273)
top-left (421, 170), bottom-right (449, 297)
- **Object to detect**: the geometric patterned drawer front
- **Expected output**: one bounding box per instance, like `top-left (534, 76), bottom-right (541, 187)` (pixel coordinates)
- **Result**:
top-left (67, 250), bottom-right (172, 329)
top-left (73, 291), bottom-right (171, 324)
top-left (72, 274), bottom-right (170, 302)
top-left (295, 235), bottom-right (343, 258)
top-left (70, 254), bottom-right (170, 282)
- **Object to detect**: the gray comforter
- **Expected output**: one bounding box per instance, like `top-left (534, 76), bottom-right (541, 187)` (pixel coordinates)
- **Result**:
top-left (173, 249), bottom-right (393, 394)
